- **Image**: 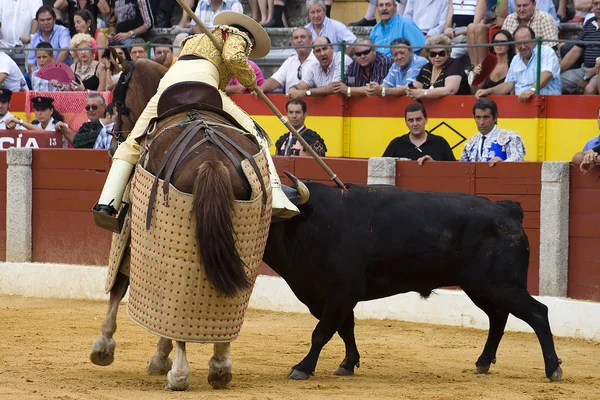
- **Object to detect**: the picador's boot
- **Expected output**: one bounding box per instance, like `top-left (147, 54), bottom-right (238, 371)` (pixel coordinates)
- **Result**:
top-left (92, 159), bottom-right (135, 233)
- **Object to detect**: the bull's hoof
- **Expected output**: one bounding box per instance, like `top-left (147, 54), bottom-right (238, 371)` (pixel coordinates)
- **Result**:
top-left (287, 368), bottom-right (312, 380)
top-left (333, 366), bottom-right (354, 376)
top-left (549, 366), bottom-right (563, 382)
top-left (147, 354), bottom-right (173, 375)
top-left (476, 364), bottom-right (491, 374)
top-left (165, 370), bottom-right (190, 391)
top-left (208, 370), bottom-right (232, 389)
top-left (90, 336), bottom-right (116, 366)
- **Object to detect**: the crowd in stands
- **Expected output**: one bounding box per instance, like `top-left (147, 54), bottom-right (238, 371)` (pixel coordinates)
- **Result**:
top-left (0, 0), bottom-right (598, 158)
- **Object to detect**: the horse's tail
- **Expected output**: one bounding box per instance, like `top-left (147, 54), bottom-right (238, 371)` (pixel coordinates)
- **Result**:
top-left (193, 160), bottom-right (250, 297)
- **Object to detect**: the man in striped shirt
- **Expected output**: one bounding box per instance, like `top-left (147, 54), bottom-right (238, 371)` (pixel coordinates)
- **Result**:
top-left (559, 0), bottom-right (600, 94)
top-left (332, 39), bottom-right (393, 97)
top-left (191, 0), bottom-right (244, 30)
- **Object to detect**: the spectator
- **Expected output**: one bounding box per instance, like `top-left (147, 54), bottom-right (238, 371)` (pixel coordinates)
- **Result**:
top-left (507, 0), bottom-right (560, 22)
top-left (32, 42), bottom-right (60, 92)
top-left (73, 9), bottom-right (109, 56)
top-left (349, 0), bottom-right (407, 26)
top-left (472, 29), bottom-right (516, 91)
top-left (99, 47), bottom-right (131, 91)
top-left (382, 102), bottom-right (455, 163)
top-left (259, 27), bottom-right (318, 93)
top-left (370, 0), bottom-right (425, 58)
top-left (0, 51), bottom-right (28, 92)
top-left (286, 36), bottom-right (352, 98)
top-left (93, 102), bottom-right (117, 150)
top-left (560, 1), bottom-right (600, 94)
top-left (172, 32), bottom-right (190, 57)
top-left (365, 37), bottom-right (428, 97)
top-left (6, 96), bottom-right (65, 131)
top-left (130, 38), bottom-right (149, 60)
top-left (66, 33), bottom-right (105, 91)
top-left (53, 0), bottom-right (111, 36)
top-left (262, 0), bottom-right (284, 27)
top-left (466, 0), bottom-right (508, 72)
top-left (256, 0), bottom-right (274, 25)
top-left (227, 60), bottom-right (265, 93)
top-left (0, 0), bottom-right (42, 48)
top-left (160, 0), bottom-right (195, 28)
top-left (153, 36), bottom-right (175, 67)
top-left (190, 0), bottom-right (243, 31)
top-left (571, 107), bottom-right (600, 174)
top-left (407, 34), bottom-right (471, 100)
top-left (55, 93), bottom-right (107, 147)
top-left (0, 90), bottom-right (23, 130)
top-left (304, 0), bottom-right (357, 54)
top-left (574, 0), bottom-right (596, 23)
top-left (275, 99), bottom-right (327, 156)
top-left (404, 0), bottom-right (449, 37)
top-left (475, 25), bottom-right (561, 102)
top-left (444, 0), bottom-right (478, 59)
top-left (332, 39), bottom-right (392, 97)
top-left (502, 0), bottom-right (558, 47)
top-left (28, 5), bottom-right (72, 73)
top-left (460, 98), bottom-right (525, 165)
top-left (108, 0), bottom-right (154, 45)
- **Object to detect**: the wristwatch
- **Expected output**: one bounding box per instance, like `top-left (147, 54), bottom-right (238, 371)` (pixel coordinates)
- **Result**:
top-left (423, 89), bottom-right (428, 97)
top-left (529, 87), bottom-right (536, 92)
top-left (129, 30), bottom-right (136, 38)
top-left (305, 89), bottom-right (312, 96)
top-left (583, 75), bottom-right (590, 82)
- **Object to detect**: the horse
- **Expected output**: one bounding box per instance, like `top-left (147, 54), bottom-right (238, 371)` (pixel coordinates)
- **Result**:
top-left (90, 58), bottom-right (298, 391)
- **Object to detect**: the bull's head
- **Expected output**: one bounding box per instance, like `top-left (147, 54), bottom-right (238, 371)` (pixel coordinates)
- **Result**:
top-left (284, 172), bottom-right (310, 205)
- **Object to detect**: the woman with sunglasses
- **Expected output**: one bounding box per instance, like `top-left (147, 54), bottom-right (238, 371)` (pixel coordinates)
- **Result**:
top-left (472, 30), bottom-right (516, 92)
top-left (407, 34), bottom-right (470, 100)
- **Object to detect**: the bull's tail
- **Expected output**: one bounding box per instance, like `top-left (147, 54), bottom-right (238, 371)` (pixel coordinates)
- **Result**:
top-left (193, 161), bottom-right (250, 297)
top-left (496, 200), bottom-right (524, 224)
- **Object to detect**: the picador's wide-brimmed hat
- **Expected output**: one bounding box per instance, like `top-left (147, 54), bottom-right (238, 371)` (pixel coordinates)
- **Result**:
top-left (214, 11), bottom-right (271, 59)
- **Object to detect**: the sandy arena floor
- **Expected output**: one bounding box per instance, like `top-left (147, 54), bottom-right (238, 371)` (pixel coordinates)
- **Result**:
top-left (0, 295), bottom-right (599, 399)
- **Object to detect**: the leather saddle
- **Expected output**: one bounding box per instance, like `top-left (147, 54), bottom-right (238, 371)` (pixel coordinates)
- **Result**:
top-left (151, 81), bottom-right (247, 132)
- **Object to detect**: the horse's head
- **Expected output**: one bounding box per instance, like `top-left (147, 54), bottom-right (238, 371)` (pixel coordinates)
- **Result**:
top-left (110, 59), bottom-right (167, 154)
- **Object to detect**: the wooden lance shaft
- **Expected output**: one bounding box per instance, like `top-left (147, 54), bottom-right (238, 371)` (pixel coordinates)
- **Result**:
top-left (174, 0), bottom-right (346, 189)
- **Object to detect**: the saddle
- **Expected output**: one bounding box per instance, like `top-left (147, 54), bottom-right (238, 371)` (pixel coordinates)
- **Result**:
top-left (150, 81), bottom-right (248, 133)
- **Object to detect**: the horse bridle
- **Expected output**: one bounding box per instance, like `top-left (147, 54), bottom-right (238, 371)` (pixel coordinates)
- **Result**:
top-left (111, 61), bottom-right (138, 144)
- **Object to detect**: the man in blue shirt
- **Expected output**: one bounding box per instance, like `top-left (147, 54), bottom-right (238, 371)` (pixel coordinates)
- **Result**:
top-left (365, 37), bottom-right (427, 97)
top-left (370, 0), bottom-right (425, 58)
top-left (27, 6), bottom-right (71, 73)
top-left (475, 25), bottom-right (560, 103)
top-left (572, 107), bottom-right (600, 174)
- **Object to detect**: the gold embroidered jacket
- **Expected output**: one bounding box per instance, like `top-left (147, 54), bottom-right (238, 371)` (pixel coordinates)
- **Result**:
top-left (179, 26), bottom-right (256, 91)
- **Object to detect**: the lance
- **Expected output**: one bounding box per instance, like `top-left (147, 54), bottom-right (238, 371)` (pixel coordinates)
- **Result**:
top-left (174, 0), bottom-right (346, 189)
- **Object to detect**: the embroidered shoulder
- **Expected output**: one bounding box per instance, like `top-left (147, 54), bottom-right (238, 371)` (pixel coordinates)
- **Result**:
top-left (464, 134), bottom-right (480, 151)
top-left (217, 25), bottom-right (253, 56)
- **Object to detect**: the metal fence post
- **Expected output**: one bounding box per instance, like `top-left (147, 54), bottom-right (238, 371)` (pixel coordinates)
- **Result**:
top-left (535, 36), bottom-right (542, 95)
top-left (146, 41), bottom-right (152, 59)
top-left (340, 40), bottom-right (346, 82)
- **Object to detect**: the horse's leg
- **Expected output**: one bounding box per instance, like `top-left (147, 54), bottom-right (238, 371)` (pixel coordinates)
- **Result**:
top-left (90, 271), bottom-right (129, 366)
top-left (208, 342), bottom-right (232, 389)
top-left (147, 338), bottom-right (174, 375)
top-left (166, 341), bottom-right (191, 391)
top-left (333, 311), bottom-right (360, 376)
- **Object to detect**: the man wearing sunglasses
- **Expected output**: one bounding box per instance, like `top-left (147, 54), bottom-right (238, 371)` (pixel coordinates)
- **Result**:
top-left (55, 93), bottom-right (107, 147)
top-left (332, 39), bottom-right (392, 97)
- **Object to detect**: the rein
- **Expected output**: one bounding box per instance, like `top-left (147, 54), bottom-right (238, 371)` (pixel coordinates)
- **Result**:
top-left (112, 61), bottom-right (138, 143)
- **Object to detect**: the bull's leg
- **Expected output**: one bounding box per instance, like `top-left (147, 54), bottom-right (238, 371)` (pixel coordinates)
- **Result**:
top-left (165, 341), bottom-right (190, 391)
top-left (288, 301), bottom-right (357, 380)
top-left (147, 338), bottom-right (174, 375)
top-left (208, 342), bottom-right (232, 389)
top-left (333, 311), bottom-right (360, 376)
top-left (486, 287), bottom-right (562, 381)
top-left (463, 288), bottom-right (509, 374)
top-left (90, 272), bottom-right (129, 366)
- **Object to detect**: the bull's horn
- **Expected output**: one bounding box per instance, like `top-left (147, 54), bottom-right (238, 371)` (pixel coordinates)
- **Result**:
top-left (284, 171), bottom-right (310, 205)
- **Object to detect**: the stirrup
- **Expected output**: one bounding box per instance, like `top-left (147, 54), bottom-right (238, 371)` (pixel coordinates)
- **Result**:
top-left (92, 201), bottom-right (129, 233)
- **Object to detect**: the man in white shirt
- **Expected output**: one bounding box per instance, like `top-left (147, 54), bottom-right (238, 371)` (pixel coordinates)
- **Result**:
top-left (190, 0), bottom-right (244, 31)
top-left (0, 89), bottom-right (20, 129)
top-left (0, 52), bottom-right (27, 92)
top-left (259, 28), bottom-right (318, 94)
top-left (0, 0), bottom-right (42, 48)
top-left (404, 0), bottom-right (449, 37)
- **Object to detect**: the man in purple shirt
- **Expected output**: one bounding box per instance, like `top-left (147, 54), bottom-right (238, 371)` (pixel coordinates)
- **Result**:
top-left (226, 60), bottom-right (265, 94)
top-left (27, 6), bottom-right (71, 73)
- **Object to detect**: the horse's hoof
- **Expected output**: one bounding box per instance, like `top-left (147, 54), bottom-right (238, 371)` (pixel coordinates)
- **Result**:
top-left (90, 337), bottom-right (116, 366)
top-left (208, 370), bottom-right (232, 389)
top-left (476, 364), bottom-right (491, 374)
top-left (147, 355), bottom-right (173, 375)
top-left (549, 366), bottom-right (563, 382)
top-left (165, 370), bottom-right (190, 391)
top-left (333, 366), bottom-right (354, 376)
top-left (287, 368), bottom-right (311, 380)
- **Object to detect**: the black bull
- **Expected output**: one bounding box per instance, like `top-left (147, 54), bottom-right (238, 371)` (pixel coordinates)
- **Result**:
top-left (264, 181), bottom-right (562, 381)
